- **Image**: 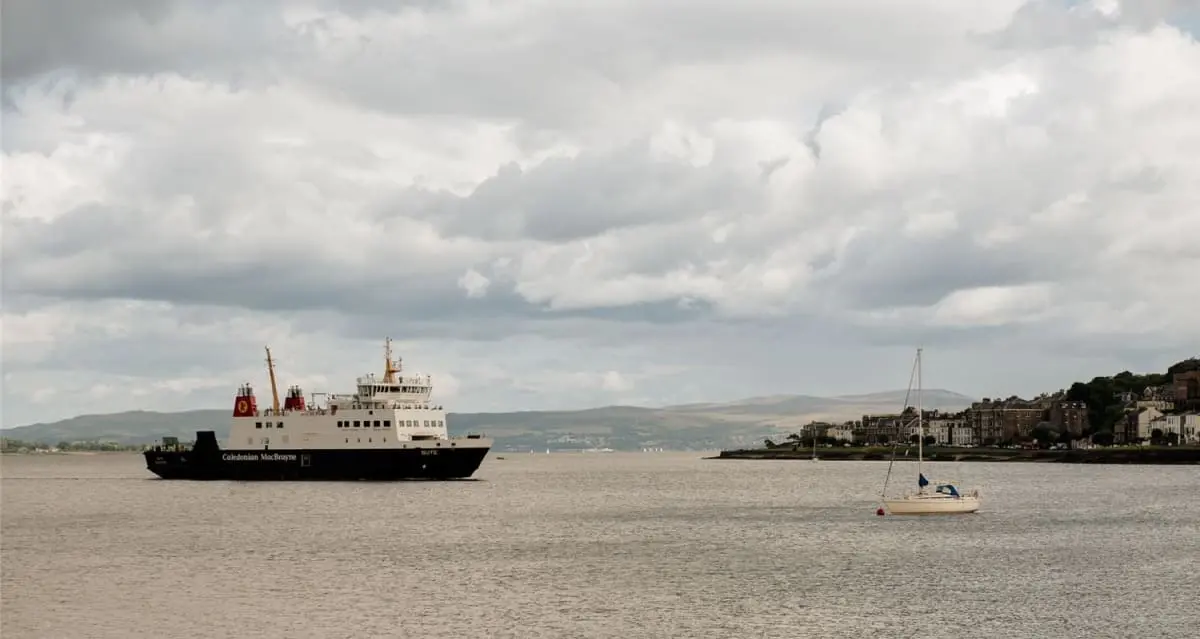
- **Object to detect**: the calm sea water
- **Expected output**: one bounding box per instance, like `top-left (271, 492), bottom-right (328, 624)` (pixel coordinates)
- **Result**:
top-left (2, 452), bottom-right (1197, 638)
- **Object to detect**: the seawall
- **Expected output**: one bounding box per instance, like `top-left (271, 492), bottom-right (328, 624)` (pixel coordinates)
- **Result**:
top-left (706, 446), bottom-right (1200, 465)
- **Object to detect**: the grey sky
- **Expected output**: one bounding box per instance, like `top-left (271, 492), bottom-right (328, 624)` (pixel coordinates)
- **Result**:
top-left (3, 0), bottom-right (1198, 427)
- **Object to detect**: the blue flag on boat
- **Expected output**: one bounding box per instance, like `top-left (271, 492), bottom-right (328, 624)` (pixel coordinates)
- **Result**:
top-left (918, 473), bottom-right (929, 487)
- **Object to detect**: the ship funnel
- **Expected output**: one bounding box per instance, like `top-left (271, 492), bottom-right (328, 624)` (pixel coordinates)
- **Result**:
top-left (282, 384), bottom-right (307, 412)
top-left (233, 383), bottom-right (258, 417)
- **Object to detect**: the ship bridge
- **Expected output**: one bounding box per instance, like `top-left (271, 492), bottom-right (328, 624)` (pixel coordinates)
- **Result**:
top-left (352, 371), bottom-right (432, 402)
top-left (299, 338), bottom-right (442, 411)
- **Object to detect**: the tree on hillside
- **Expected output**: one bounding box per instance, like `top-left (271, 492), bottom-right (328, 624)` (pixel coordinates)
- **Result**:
top-left (1064, 369), bottom-right (1170, 434)
top-left (1168, 358), bottom-right (1200, 375)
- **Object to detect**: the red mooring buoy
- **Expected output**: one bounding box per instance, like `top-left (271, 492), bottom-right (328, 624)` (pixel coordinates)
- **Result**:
top-left (876, 507), bottom-right (885, 516)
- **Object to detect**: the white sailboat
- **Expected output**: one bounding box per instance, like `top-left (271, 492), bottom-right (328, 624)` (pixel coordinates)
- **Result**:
top-left (880, 348), bottom-right (981, 515)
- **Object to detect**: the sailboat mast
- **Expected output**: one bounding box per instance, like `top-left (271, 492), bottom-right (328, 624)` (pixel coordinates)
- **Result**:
top-left (917, 347), bottom-right (923, 485)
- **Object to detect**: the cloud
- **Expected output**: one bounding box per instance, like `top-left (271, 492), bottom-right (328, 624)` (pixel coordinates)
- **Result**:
top-left (601, 371), bottom-right (633, 393)
top-left (456, 269), bottom-right (491, 299)
top-left (2, 0), bottom-right (1198, 427)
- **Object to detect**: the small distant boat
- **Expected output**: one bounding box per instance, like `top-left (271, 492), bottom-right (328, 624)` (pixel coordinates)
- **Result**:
top-left (880, 348), bottom-right (980, 515)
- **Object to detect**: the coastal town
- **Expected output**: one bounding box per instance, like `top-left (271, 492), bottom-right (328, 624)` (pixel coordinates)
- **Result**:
top-left (770, 361), bottom-right (1200, 450)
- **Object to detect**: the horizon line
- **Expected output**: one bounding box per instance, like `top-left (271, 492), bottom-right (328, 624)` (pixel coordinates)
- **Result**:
top-left (0, 387), bottom-right (984, 431)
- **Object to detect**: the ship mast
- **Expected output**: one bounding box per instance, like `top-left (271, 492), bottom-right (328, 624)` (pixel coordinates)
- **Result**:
top-left (265, 346), bottom-right (281, 414)
top-left (383, 337), bottom-right (400, 383)
top-left (917, 346), bottom-right (923, 491)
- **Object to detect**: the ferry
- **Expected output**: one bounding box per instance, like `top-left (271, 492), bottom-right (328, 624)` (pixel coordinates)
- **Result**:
top-left (143, 339), bottom-right (492, 480)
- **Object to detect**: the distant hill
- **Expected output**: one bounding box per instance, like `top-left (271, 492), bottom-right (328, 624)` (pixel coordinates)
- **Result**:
top-left (0, 389), bottom-right (975, 451)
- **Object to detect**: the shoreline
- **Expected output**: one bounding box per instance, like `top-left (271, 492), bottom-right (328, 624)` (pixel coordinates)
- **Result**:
top-left (706, 445), bottom-right (1200, 465)
top-left (0, 450), bottom-right (141, 456)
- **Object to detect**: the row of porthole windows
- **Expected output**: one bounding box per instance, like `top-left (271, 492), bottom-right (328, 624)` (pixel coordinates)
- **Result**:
top-left (340, 420), bottom-right (389, 428)
top-left (246, 436), bottom-right (393, 445)
top-left (248, 436), bottom-right (290, 445)
top-left (337, 419), bottom-right (445, 428)
top-left (251, 420), bottom-right (443, 431)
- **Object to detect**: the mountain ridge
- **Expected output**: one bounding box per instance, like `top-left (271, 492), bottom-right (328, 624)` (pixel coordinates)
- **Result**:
top-left (1, 389), bottom-right (976, 451)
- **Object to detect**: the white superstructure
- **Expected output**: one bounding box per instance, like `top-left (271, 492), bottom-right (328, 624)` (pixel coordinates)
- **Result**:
top-left (227, 339), bottom-right (488, 451)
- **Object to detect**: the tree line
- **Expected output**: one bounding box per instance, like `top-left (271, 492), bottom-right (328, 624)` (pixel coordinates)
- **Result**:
top-left (0, 438), bottom-right (144, 453)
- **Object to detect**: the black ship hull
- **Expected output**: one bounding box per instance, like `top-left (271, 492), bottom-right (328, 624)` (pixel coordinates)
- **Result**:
top-left (144, 431), bottom-right (490, 481)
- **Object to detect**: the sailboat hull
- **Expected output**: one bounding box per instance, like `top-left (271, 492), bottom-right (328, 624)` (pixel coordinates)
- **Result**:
top-left (884, 494), bottom-right (981, 515)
